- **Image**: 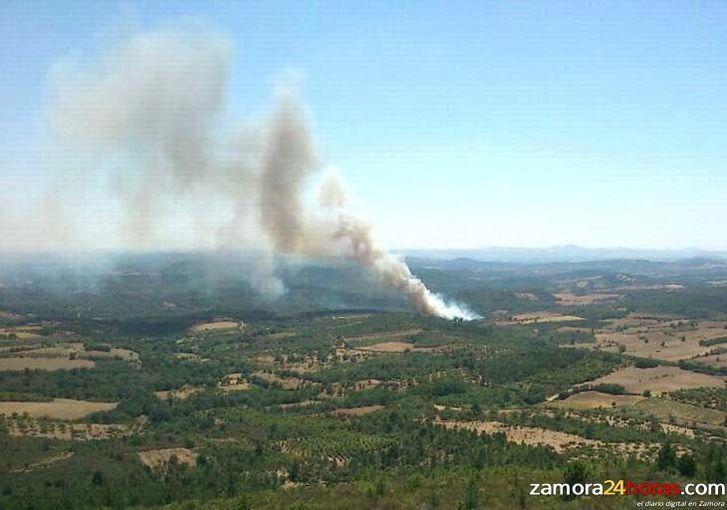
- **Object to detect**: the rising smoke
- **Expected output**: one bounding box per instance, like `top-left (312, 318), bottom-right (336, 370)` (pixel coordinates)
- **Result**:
top-left (18, 26), bottom-right (477, 320)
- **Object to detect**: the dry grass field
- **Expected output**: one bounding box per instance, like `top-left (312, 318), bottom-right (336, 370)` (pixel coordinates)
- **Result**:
top-left (260, 331), bottom-right (297, 340)
top-left (634, 398), bottom-right (726, 428)
top-left (254, 353), bottom-right (336, 374)
top-left (278, 400), bottom-right (317, 410)
top-left (218, 382), bottom-right (251, 392)
top-left (80, 347), bottom-right (139, 362)
top-left (188, 321), bottom-right (242, 334)
top-left (497, 311), bottom-right (585, 325)
top-left (553, 292), bottom-right (621, 306)
top-left (345, 328), bottom-right (423, 344)
top-left (173, 352), bottom-right (202, 361)
top-left (556, 326), bottom-right (593, 334)
top-left (217, 373), bottom-right (251, 392)
top-left (330, 405), bottom-right (385, 416)
top-left (586, 316), bottom-right (727, 361)
top-left (586, 366), bottom-right (724, 395)
top-left (433, 419), bottom-right (600, 453)
top-left (21, 343), bottom-right (140, 362)
top-left (0, 327), bottom-right (42, 340)
top-left (7, 420), bottom-right (132, 440)
top-left (0, 399), bottom-right (117, 419)
top-left (356, 341), bottom-right (417, 353)
top-left (155, 385), bottom-right (204, 400)
top-left (548, 391), bottom-right (645, 410)
top-left (0, 357), bottom-right (95, 371)
top-left (434, 417), bottom-right (681, 461)
top-left (137, 448), bottom-right (198, 471)
top-left (352, 341), bottom-right (447, 353)
top-left (352, 379), bottom-right (382, 391)
top-left (693, 353), bottom-right (727, 369)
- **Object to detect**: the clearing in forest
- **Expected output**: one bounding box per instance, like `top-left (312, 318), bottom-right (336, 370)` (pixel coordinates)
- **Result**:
top-left (14, 342), bottom-right (139, 363)
top-left (498, 312), bottom-right (585, 325)
top-left (189, 320), bottom-right (242, 335)
top-left (155, 385), bottom-right (204, 400)
top-left (588, 317), bottom-right (727, 362)
top-left (0, 327), bottom-right (42, 340)
top-left (353, 341), bottom-right (444, 353)
top-left (356, 341), bottom-right (417, 353)
top-left (8, 419), bottom-right (132, 440)
top-left (0, 357), bottom-right (95, 371)
top-left (137, 448), bottom-right (198, 470)
top-left (434, 419), bottom-right (601, 453)
top-left (553, 292), bottom-right (621, 306)
top-left (218, 373), bottom-right (251, 391)
top-left (345, 328), bottom-right (424, 344)
top-left (331, 405), bottom-right (385, 416)
top-left (634, 398), bottom-right (726, 428)
top-left (692, 353), bottom-right (727, 369)
top-left (0, 399), bottom-right (117, 419)
top-left (548, 391), bottom-right (645, 410)
top-left (585, 366), bottom-right (724, 395)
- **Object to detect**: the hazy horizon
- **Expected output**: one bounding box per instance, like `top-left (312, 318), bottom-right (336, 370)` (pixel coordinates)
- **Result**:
top-left (2, 244), bottom-right (726, 261)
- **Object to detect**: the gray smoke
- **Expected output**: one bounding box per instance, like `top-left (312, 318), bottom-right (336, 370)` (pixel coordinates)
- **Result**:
top-left (21, 27), bottom-right (477, 320)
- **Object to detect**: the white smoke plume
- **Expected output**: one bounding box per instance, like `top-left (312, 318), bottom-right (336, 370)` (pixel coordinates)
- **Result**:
top-left (16, 26), bottom-right (478, 320)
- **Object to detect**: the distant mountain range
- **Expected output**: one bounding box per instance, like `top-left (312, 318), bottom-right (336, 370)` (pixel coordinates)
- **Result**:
top-left (397, 245), bottom-right (727, 263)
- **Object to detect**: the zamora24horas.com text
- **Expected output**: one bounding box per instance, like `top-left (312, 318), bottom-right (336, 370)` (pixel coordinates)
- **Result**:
top-left (530, 479), bottom-right (726, 503)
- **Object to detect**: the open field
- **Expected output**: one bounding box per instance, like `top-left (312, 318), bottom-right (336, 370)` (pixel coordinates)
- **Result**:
top-left (0, 327), bottom-right (42, 340)
top-left (345, 328), bottom-right (424, 344)
top-left (173, 352), bottom-right (203, 361)
top-left (154, 385), bottom-right (204, 400)
top-left (0, 398), bottom-right (117, 419)
top-left (586, 316), bottom-right (727, 361)
top-left (352, 378), bottom-right (382, 391)
top-left (634, 398), bottom-right (726, 428)
top-left (12, 342), bottom-right (140, 363)
top-left (585, 366), bottom-right (725, 395)
top-left (7, 419), bottom-right (132, 440)
top-left (556, 326), bottom-right (593, 334)
top-left (548, 391), bottom-right (645, 410)
top-left (188, 320), bottom-right (242, 334)
top-left (260, 331), bottom-right (297, 340)
top-left (0, 357), bottom-right (95, 371)
top-left (497, 311), bottom-right (585, 325)
top-left (217, 373), bottom-right (251, 391)
top-left (355, 341), bottom-right (417, 352)
top-left (137, 448), bottom-right (198, 471)
top-left (79, 347), bottom-right (139, 362)
top-left (218, 382), bottom-right (251, 392)
top-left (330, 405), bottom-right (385, 416)
top-left (693, 353), bottom-right (727, 369)
top-left (433, 419), bottom-right (600, 453)
top-left (352, 341), bottom-right (446, 353)
top-left (553, 292), bottom-right (621, 306)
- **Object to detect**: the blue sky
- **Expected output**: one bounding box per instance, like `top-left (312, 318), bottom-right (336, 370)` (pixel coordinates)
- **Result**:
top-left (2, 1), bottom-right (727, 250)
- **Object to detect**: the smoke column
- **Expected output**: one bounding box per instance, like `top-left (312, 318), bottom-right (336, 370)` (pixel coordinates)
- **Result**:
top-left (258, 98), bottom-right (478, 320)
top-left (36, 26), bottom-right (478, 320)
